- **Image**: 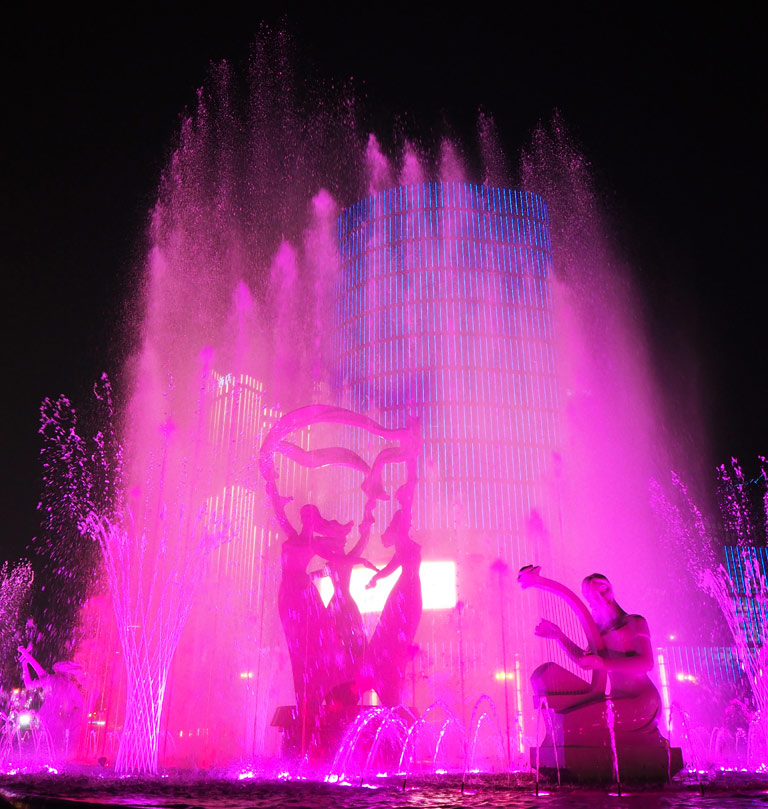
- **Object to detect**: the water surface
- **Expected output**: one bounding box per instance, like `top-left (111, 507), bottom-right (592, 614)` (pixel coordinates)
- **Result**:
top-left (3, 772), bottom-right (768, 809)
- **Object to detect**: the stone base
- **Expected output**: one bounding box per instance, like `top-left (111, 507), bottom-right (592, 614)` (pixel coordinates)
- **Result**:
top-left (531, 742), bottom-right (684, 783)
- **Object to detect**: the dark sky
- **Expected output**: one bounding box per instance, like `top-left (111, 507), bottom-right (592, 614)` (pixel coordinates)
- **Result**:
top-left (2, 6), bottom-right (764, 563)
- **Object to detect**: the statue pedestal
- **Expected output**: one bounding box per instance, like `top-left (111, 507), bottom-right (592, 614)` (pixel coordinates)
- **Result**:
top-left (532, 708), bottom-right (683, 783)
top-left (533, 743), bottom-right (683, 782)
top-left (271, 703), bottom-right (368, 762)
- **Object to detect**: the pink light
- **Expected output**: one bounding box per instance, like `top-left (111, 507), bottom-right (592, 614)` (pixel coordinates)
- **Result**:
top-left (421, 562), bottom-right (458, 609)
top-left (515, 655), bottom-right (525, 753)
top-left (657, 650), bottom-right (671, 734)
top-left (318, 561), bottom-right (457, 612)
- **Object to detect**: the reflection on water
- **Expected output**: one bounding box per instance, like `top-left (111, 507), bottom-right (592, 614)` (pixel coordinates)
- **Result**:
top-left (3, 772), bottom-right (768, 809)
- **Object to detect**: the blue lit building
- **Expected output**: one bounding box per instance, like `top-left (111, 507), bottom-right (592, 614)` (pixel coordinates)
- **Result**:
top-left (332, 182), bottom-right (561, 728)
top-left (724, 545), bottom-right (768, 645)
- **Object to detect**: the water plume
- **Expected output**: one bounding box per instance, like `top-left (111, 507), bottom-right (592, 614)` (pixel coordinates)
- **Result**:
top-left (23, 29), bottom-right (710, 777)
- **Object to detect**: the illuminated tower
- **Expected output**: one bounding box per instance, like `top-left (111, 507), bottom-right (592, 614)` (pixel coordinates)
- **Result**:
top-left (206, 373), bottom-right (279, 612)
top-left (332, 182), bottom-right (560, 733)
top-left (167, 372), bottom-right (318, 762)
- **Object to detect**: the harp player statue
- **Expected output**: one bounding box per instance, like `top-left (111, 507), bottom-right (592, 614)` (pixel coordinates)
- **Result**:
top-left (518, 565), bottom-right (682, 781)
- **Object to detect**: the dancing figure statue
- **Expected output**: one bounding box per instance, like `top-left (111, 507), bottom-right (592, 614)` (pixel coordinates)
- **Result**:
top-left (274, 503), bottom-right (349, 752)
top-left (363, 508), bottom-right (422, 706)
top-left (315, 506), bottom-right (378, 708)
top-left (259, 405), bottom-right (422, 756)
top-left (518, 566), bottom-right (682, 781)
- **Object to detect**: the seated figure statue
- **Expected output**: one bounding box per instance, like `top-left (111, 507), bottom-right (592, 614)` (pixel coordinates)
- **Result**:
top-left (518, 566), bottom-right (682, 781)
top-left (534, 574), bottom-right (660, 734)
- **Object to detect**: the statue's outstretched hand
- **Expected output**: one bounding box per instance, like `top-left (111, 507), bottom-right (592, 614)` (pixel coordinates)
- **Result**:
top-left (534, 619), bottom-right (562, 640)
top-left (517, 564), bottom-right (542, 589)
top-left (366, 573), bottom-right (380, 590)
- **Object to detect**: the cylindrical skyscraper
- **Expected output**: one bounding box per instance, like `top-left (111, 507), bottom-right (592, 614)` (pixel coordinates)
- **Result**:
top-left (332, 182), bottom-right (561, 742)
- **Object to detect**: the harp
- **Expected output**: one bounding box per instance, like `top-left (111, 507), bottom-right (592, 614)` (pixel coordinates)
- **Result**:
top-left (517, 565), bottom-right (607, 713)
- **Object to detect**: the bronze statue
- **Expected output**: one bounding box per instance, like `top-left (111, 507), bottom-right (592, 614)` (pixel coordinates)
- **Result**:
top-left (518, 565), bottom-right (682, 782)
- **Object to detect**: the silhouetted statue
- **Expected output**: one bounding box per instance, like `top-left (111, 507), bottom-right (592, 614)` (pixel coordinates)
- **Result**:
top-left (260, 405), bottom-right (422, 756)
top-left (315, 499), bottom-right (379, 707)
top-left (276, 504), bottom-right (349, 748)
top-left (363, 508), bottom-right (422, 706)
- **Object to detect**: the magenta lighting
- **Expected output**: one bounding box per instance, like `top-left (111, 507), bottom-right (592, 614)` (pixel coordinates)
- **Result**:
top-left (333, 182), bottom-right (561, 720)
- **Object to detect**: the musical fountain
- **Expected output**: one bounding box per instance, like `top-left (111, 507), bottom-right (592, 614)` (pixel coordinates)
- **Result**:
top-left (2, 26), bottom-right (766, 809)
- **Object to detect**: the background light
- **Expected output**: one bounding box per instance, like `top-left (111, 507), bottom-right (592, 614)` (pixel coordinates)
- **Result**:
top-left (318, 561), bottom-right (457, 613)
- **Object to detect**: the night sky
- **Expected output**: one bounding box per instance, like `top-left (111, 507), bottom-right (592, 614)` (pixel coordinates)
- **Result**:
top-left (2, 6), bottom-right (764, 564)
